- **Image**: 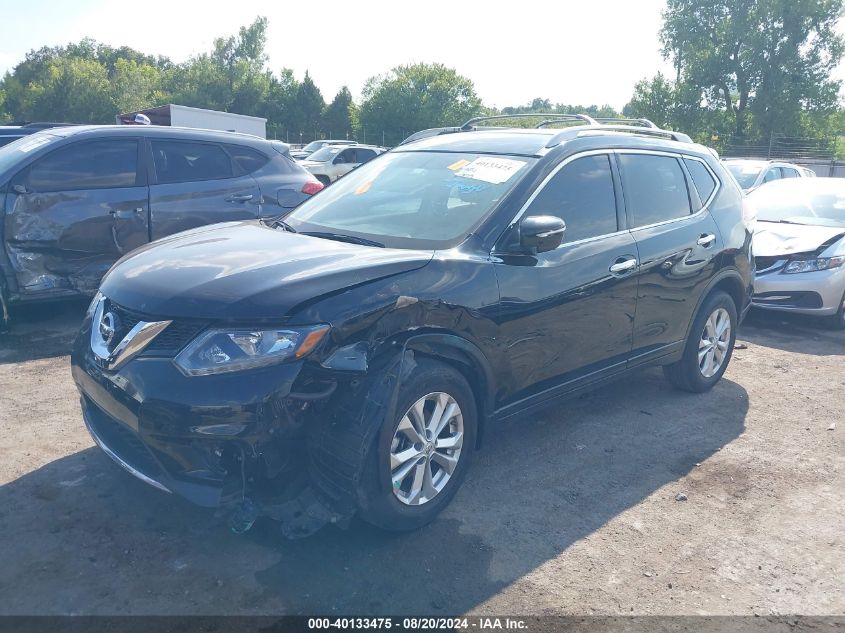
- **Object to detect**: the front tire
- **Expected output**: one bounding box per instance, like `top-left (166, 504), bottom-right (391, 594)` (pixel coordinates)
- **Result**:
top-left (663, 290), bottom-right (737, 393)
top-left (359, 359), bottom-right (477, 531)
top-left (827, 289), bottom-right (845, 330)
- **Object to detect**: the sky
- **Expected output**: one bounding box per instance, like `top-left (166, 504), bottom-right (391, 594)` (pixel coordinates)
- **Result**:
top-left (0, 0), bottom-right (841, 111)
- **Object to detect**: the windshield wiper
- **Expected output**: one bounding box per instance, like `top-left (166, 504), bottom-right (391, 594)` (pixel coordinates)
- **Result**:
top-left (302, 231), bottom-right (385, 248)
top-left (261, 217), bottom-right (297, 232)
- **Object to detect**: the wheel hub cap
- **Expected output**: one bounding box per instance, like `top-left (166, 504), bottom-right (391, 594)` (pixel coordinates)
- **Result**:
top-left (699, 307), bottom-right (732, 378)
top-left (389, 392), bottom-right (464, 506)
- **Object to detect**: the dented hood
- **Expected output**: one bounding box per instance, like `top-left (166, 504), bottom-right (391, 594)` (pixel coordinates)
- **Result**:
top-left (754, 221), bottom-right (845, 257)
top-left (100, 221), bottom-right (434, 319)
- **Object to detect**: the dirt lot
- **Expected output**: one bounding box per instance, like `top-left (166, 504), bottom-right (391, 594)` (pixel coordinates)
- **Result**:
top-left (0, 301), bottom-right (842, 616)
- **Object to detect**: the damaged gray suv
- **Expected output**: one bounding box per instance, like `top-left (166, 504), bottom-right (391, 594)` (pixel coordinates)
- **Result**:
top-left (0, 125), bottom-right (322, 327)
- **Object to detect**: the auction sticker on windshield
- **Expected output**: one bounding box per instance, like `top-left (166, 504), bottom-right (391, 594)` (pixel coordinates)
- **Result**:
top-left (16, 136), bottom-right (52, 153)
top-left (454, 157), bottom-right (527, 184)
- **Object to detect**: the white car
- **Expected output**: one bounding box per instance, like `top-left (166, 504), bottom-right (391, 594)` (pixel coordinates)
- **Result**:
top-left (750, 178), bottom-right (845, 328)
top-left (299, 145), bottom-right (385, 185)
top-left (723, 158), bottom-right (814, 193)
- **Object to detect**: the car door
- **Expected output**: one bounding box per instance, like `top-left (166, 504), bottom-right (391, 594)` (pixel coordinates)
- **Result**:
top-left (494, 152), bottom-right (639, 408)
top-left (617, 152), bottom-right (722, 365)
top-left (147, 138), bottom-right (261, 241)
top-left (4, 137), bottom-right (148, 295)
top-left (331, 148), bottom-right (360, 181)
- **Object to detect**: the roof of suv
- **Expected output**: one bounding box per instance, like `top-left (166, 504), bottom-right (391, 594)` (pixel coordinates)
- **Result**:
top-left (44, 124), bottom-right (267, 145)
top-left (396, 114), bottom-right (704, 158)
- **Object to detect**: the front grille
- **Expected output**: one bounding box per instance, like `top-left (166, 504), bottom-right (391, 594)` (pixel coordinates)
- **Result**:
top-left (86, 399), bottom-right (162, 480)
top-left (107, 300), bottom-right (206, 354)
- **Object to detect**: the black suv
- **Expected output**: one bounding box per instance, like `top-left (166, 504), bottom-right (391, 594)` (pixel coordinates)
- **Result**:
top-left (0, 125), bottom-right (321, 325)
top-left (71, 115), bottom-right (753, 536)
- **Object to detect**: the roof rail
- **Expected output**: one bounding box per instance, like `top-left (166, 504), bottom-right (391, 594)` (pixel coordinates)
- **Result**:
top-left (593, 117), bottom-right (658, 129)
top-left (460, 113), bottom-right (597, 130)
top-left (398, 115), bottom-right (693, 148)
top-left (552, 124), bottom-right (692, 146)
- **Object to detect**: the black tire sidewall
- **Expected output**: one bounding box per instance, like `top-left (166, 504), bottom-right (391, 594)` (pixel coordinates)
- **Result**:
top-left (359, 359), bottom-right (477, 531)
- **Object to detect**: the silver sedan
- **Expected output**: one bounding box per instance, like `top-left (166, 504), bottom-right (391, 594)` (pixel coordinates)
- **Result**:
top-left (749, 178), bottom-right (845, 328)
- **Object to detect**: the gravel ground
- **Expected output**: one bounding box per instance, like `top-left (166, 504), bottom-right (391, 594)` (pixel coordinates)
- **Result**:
top-left (0, 301), bottom-right (842, 616)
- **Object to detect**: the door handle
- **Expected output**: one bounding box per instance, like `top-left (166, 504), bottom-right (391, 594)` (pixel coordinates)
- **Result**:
top-left (109, 208), bottom-right (143, 219)
top-left (609, 257), bottom-right (638, 274)
top-left (697, 233), bottom-right (716, 247)
top-left (225, 193), bottom-right (254, 203)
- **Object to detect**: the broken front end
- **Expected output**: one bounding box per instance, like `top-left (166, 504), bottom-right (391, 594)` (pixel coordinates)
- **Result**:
top-left (71, 295), bottom-right (400, 539)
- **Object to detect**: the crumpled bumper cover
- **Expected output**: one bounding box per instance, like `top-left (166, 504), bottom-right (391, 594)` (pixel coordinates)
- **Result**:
top-left (71, 324), bottom-right (307, 508)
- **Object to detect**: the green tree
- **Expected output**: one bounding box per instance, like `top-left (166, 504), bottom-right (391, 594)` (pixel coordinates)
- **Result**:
top-left (27, 56), bottom-right (113, 122)
top-left (357, 63), bottom-right (482, 145)
top-left (111, 59), bottom-right (165, 113)
top-left (322, 86), bottom-right (354, 139)
top-left (293, 71), bottom-right (325, 140)
top-left (660, 0), bottom-right (845, 138)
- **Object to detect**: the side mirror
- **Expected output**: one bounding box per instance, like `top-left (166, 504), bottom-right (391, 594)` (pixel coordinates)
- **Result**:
top-left (519, 215), bottom-right (566, 254)
top-left (12, 183), bottom-right (28, 195)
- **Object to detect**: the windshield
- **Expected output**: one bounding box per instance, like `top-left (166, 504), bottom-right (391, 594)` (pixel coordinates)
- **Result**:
top-left (307, 146), bottom-right (344, 162)
top-left (0, 132), bottom-right (59, 176)
top-left (749, 180), bottom-right (845, 228)
top-left (302, 141), bottom-right (325, 153)
top-left (725, 162), bottom-right (764, 189)
top-left (285, 150), bottom-right (536, 249)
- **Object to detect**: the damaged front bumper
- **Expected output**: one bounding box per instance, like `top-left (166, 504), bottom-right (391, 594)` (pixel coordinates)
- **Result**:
top-left (71, 322), bottom-right (351, 535)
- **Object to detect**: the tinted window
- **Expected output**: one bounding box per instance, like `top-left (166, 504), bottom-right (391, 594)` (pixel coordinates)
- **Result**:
top-left (357, 149), bottom-right (377, 163)
top-left (525, 154), bottom-right (618, 243)
top-left (226, 145), bottom-right (269, 174)
top-left (27, 140), bottom-right (138, 191)
top-left (781, 167), bottom-right (799, 178)
top-left (151, 141), bottom-right (233, 184)
top-left (684, 158), bottom-right (717, 203)
top-left (336, 149), bottom-right (357, 164)
top-left (763, 167), bottom-right (781, 183)
top-left (619, 154), bottom-right (691, 228)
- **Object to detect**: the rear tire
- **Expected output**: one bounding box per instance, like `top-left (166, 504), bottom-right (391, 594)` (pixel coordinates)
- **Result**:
top-left (358, 359), bottom-right (477, 531)
top-left (663, 290), bottom-right (737, 393)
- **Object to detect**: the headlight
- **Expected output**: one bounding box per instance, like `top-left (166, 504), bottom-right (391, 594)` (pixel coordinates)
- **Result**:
top-left (86, 292), bottom-right (104, 320)
top-left (174, 325), bottom-right (330, 376)
top-left (782, 256), bottom-right (845, 274)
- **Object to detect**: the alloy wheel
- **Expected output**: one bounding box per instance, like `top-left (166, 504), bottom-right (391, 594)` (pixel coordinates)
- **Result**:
top-left (389, 392), bottom-right (464, 506)
top-left (698, 307), bottom-right (732, 378)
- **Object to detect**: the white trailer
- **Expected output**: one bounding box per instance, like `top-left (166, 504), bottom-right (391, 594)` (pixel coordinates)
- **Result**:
top-left (117, 104), bottom-right (267, 138)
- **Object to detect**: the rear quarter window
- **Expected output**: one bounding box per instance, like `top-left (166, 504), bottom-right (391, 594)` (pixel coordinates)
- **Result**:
top-left (226, 144), bottom-right (270, 174)
top-left (684, 158), bottom-right (718, 204)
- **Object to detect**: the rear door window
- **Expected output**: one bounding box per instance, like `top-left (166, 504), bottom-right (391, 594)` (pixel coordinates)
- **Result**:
top-left (618, 154), bottom-right (692, 228)
top-left (780, 167), bottom-right (800, 178)
top-left (525, 154), bottom-right (618, 243)
top-left (151, 140), bottom-right (234, 184)
top-left (26, 140), bottom-right (139, 191)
